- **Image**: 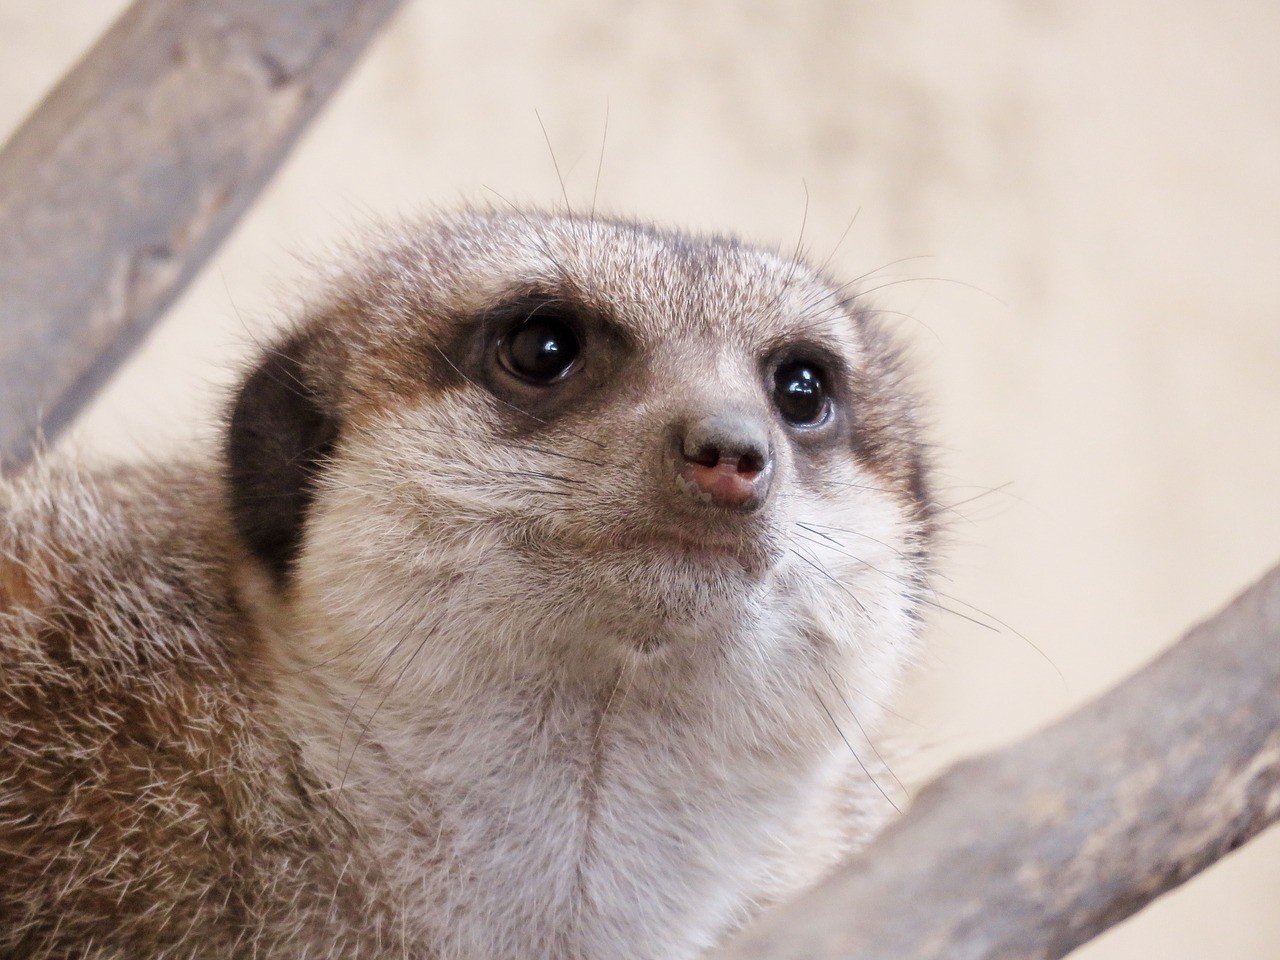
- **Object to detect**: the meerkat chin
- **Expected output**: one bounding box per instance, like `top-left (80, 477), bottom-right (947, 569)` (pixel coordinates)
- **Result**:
top-left (0, 209), bottom-right (934, 960)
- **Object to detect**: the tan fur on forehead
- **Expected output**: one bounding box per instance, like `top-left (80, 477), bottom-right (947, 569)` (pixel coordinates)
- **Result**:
top-left (312, 208), bottom-right (855, 345)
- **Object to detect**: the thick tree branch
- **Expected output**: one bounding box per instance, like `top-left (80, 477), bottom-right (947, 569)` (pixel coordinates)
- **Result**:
top-left (718, 561), bottom-right (1280, 960)
top-left (0, 0), bottom-right (405, 471)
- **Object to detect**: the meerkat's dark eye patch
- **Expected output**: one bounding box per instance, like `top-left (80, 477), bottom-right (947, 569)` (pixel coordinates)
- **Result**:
top-left (472, 289), bottom-right (634, 432)
top-left (479, 292), bottom-right (612, 393)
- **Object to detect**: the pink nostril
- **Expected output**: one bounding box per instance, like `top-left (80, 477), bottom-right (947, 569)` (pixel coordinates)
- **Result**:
top-left (682, 457), bottom-right (764, 508)
top-left (685, 444), bottom-right (722, 469)
top-left (683, 447), bottom-right (764, 476)
top-left (731, 450), bottom-right (766, 477)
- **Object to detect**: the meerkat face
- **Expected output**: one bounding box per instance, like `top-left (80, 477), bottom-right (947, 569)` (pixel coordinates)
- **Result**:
top-left (226, 211), bottom-right (931, 672)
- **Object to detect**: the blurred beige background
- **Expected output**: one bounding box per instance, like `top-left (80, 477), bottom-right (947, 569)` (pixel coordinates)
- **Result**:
top-left (3, 0), bottom-right (1279, 955)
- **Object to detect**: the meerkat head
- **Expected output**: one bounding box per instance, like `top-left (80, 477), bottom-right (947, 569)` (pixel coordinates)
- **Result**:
top-left (225, 210), bottom-right (932, 692)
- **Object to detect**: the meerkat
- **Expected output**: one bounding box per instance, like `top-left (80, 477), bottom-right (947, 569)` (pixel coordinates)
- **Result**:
top-left (0, 209), bottom-right (933, 960)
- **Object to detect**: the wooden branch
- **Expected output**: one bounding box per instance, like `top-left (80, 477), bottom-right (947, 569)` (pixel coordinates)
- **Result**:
top-left (717, 561), bottom-right (1280, 960)
top-left (0, 0), bottom-right (405, 471)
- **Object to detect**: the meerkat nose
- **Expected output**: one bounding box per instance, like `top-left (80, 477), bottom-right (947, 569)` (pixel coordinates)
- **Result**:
top-left (676, 412), bottom-right (775, 510)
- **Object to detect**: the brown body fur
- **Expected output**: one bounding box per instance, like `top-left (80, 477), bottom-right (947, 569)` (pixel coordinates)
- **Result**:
top-left (0, 465), bottom-right (397, 957)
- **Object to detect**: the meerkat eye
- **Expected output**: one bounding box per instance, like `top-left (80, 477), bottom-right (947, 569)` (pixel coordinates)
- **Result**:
top-left (773, 360), bottom-right (830, 427)
top-left (498, 313), bottom-right (581, 384)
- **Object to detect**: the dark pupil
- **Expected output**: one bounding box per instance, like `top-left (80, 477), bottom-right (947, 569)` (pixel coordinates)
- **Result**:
top-left (774, 362), bottom-right (827, 424)
top-left (507, 317), bottom-right (579, 381)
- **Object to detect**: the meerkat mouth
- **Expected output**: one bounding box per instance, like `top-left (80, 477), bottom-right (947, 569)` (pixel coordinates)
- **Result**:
top-left (614, 525), bottom-right (774, 575)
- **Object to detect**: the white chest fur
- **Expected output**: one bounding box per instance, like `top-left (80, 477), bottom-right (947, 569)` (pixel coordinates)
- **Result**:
top-left (347, 665), bottom-right (850, 960)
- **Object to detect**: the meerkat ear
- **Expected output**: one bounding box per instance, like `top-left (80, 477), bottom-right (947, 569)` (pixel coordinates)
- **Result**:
top-left (225, 333), bottom-right (338, 587)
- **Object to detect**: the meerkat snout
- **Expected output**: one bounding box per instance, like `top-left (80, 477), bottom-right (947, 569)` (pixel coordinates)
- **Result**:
top-left (675, 410), bottom-right (774, 509)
